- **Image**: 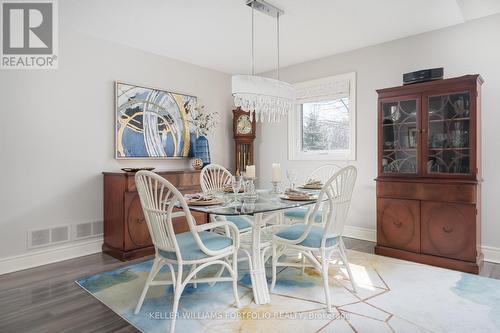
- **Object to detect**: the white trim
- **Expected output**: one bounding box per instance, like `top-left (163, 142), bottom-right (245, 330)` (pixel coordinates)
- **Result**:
top-left (0, 238), bottom-right (103, 275)
top-left (482, 245), bottom-right (500, 264)
top-left (288, 72), bottom-right (357, 161)
top-left (343, 225), bottom-right (376, 242)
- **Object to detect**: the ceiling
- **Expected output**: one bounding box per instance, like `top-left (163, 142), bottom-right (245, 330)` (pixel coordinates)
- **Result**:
top-left (63, 0), bottom-right (500, 74)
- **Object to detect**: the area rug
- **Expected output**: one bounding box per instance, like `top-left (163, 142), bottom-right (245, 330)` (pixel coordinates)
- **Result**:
top-left (76, 250), bottom-right (500, 333)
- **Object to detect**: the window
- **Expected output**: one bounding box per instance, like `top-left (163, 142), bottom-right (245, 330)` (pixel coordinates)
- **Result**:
top-left (288, 72), bottom-right (356, 160)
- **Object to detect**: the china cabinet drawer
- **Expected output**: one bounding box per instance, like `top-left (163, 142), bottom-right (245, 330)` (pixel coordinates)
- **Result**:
top-left (376, 180), bottom-right (477, 204)
top-left (421, 202), bottom-right (476, 262)
top-left (377, 198), bottom-right (420, 253)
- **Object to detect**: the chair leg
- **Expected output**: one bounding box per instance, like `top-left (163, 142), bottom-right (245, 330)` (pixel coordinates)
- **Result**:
top-left (188, 264), bottom-right (197, 289)
top-left (170, 265), bottom-right (184, 333)
top-left (321, 256), bottom-right (333, 313)
top-left (271, 243), bottom-right (277, 291)
top-left (339, 240), bottom-right (357, 293)
top-left (209, 264), bottom-right (226, 287)
top-left (134, 258), bottom-right (161, 315)
top-left (231, 251), bottom-right (241, 308)
top-left (167, 263), bottom-right (177, 293)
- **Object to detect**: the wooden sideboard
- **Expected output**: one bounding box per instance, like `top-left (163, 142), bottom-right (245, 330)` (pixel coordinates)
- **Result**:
top-left (102, 170), bottom-right (208, 260)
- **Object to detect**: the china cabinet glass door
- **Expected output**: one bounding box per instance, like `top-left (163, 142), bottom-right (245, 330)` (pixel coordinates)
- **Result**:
top-left (381, 98), bottom-right (419, 175)
top-left (425, 92), bottom-right (472, 175)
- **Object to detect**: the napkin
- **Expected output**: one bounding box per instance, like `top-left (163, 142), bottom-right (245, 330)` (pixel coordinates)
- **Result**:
top-left (223, 184), bottom-right (236, 192)
top-left (285, 188), bottom-right (312, 199)
top-left (305, 178), bottom-right (323, 186)
top-left (185, 193), bottom-right (215, 202)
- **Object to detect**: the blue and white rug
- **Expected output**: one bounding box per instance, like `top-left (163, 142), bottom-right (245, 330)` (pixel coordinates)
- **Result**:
top-left (76, 251), bottom-right (500, 332)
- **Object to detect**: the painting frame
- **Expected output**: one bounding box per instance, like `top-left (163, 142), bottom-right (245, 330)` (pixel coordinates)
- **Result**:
top-left (114, 81), bottom-right (197, 160)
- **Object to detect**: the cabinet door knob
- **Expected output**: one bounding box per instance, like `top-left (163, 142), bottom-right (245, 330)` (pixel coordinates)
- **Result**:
top-left (443, 226), bottom-right (453, 233)
top-left (393, 221), bottom-right (403, 228)
top-left (137, 218), bottom-right (145, 224)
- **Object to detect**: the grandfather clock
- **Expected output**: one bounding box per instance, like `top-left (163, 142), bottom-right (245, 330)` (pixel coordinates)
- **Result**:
top-left (233, 108), bottom-right (256, 176)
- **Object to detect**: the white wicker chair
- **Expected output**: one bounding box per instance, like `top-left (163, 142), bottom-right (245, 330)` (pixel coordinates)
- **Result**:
top-left (134, 170), bottom-right (241, 333)
top-left (284, 163), bottom-right (341, 224)
top-left (271, 166), bottom-right (358, 313)
top-left (200, 164), bottom-right (252, 232)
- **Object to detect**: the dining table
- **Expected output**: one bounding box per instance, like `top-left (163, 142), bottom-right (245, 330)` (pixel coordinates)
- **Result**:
top-left (184, 188), bottom-right (323, 305)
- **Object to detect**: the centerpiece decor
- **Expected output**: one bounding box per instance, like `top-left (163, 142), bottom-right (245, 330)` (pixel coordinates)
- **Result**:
top-left (187, 102), bottom-right (218, 167)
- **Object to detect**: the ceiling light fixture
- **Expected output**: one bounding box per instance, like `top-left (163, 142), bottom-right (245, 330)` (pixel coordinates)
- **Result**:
top-left (231, 0), bottom-right (295, 122)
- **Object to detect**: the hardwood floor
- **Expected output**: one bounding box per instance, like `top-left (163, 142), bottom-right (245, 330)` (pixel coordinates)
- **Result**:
top-left (0, 238), bottom-right (498, 333)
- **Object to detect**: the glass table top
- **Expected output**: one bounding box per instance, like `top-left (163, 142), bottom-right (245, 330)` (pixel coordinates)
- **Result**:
top-left (184, 189), bottom-right (322, 216)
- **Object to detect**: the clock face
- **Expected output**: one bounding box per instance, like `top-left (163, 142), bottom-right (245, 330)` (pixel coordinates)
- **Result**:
top-left (237, 115), bottom-right (252, 135)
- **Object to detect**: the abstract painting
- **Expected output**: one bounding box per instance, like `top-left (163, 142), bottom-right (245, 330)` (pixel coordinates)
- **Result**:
top-left (115, 81), bottom-right (197, 159)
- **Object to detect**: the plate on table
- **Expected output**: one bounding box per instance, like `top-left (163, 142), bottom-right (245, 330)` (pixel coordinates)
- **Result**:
top-left (121, 167), bottom-right (155, 172)
top-left (279, 194), bottom-right (318, 201)
top-left (187, 198), bottom-right (224, 206)
top-left (298, 184), bottom-right (323, 190)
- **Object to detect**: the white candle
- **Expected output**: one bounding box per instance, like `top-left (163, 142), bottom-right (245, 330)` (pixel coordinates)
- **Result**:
top-left (271, 163), bottom-right (282, 182)
top-left (246, 165), bottom-right (256, 178)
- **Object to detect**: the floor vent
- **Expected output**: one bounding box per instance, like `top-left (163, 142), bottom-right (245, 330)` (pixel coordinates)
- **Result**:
top-left (28, 229), bottom-right (50, 248)
top-left (75, 222), bottom-right (93, 240)
top-left (27, 222), bottom-right (103, 249)
top-left (51, 226), bottom-right (70, 243)
top-left (92, 221), bottom-right (103, 236)
top-left (28, 225), bottom-right (70, 249)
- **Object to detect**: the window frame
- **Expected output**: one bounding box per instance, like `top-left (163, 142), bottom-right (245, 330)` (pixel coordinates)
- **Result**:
top-left (288, 72), bottom-right (357, 161)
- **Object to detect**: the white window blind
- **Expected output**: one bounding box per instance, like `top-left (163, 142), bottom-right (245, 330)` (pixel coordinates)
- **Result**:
top-left (295, 77), bottom-right (350, 103)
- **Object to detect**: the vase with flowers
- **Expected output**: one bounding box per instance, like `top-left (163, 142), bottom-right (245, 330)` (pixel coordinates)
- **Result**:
top-left (187, 102), bottom-right (219, 166)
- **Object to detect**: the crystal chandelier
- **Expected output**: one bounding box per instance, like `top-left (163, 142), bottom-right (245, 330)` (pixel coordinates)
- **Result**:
top-left (232, 0), bottom-right (295, 122)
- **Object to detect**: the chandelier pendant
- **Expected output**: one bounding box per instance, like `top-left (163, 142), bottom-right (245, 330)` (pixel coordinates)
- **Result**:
top-left (231, 0), bottom-right (295, 123)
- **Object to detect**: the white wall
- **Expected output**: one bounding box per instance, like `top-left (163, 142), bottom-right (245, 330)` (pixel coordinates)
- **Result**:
top-left (257, 14), bottom-right (500, 252)
top-left (0, 26), bottom-right (234, 262)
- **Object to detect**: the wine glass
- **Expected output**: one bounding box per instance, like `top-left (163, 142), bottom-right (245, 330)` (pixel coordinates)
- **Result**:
top-left (286, 169), bottom-right (298, 189)
top-left (231, 176), bottom-right (242, 203)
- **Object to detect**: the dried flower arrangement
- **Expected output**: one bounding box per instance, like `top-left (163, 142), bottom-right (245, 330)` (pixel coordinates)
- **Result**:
top-left (187, 101), bottom-right (219, 136)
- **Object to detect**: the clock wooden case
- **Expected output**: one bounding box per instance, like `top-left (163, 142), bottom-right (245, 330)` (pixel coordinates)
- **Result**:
top-left (233, 108), bottom-right (256, 176)
top-left (375, 75), bottom-right (483, 273)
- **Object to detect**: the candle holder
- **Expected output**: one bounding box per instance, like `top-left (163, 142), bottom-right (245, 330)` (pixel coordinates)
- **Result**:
top-left (270, 181), bottom-right (281, 194)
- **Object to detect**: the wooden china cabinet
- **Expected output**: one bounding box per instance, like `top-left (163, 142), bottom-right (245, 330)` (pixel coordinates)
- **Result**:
top-left (375, 75), bottom-right (483, 273)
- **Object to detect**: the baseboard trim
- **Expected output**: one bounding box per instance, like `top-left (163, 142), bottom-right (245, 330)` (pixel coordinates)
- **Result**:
top-left (0, 238), bottom-right (103, 275)
top-left (343, 225), bottom-right (376, 242)
top-left (481, 245), bottom-right (500, 264)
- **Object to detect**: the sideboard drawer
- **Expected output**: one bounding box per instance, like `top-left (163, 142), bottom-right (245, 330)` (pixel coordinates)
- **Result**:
top-left (377, 198), bottom-right (421, 253)
top-left (421, 202), bottom-right (477, 262)
top-left (126, 171), bottom-right (201, 191)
